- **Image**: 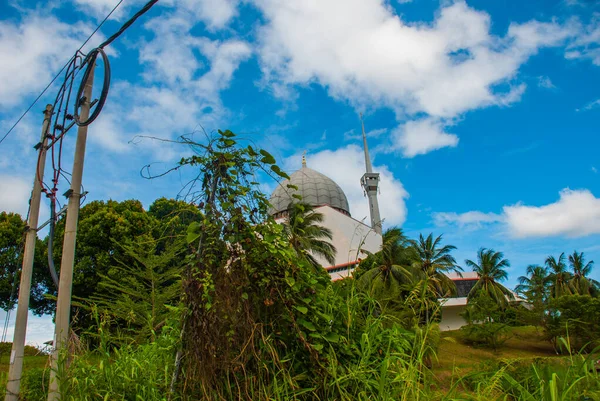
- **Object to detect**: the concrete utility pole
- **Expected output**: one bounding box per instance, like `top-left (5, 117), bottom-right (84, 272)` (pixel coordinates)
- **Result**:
top-left (47, 63), bottom-right (95, 401)
top-left (5, 105), bottom-right (53, 401)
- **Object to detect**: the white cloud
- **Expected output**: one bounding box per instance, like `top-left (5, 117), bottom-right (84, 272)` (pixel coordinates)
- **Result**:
top-left (0, 14), bottom-right (93, 108)
top-left (288, 145), bottom-right (409, 226)
top-left (577, 98), bottom-right (600, 112)
top-left (391, 118), bottom-right (459, 157)
top-left (592, 166), bottom-right (598, 174)
top-left (434, 188), bottom-right (600, 239)
top-left (433, 210), bottom-right (503, 228)
top-left (0, 309), bottom-right (55, 347)
top-left (0, 175), bottom-right (31, 216)
top-left (504, 189), bottom-right (600, 238)
top-left (87, 11), bottom-right (251, 156)
top-left (537, 75), bottom-right (556, 89)
top-left (255, 0), bottom-right (574, 122)
top-left (161, 0), bottom-right (239, 30)
top-left (566, 14), bottom-right (600, 65)
top-left (70, 0), bottom-right (141, 20)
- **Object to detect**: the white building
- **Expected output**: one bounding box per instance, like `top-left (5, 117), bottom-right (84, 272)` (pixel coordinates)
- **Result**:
top-left (269, 158), bottom-right (383, 276)
top-left (268, 119), bottom-right (479, 331)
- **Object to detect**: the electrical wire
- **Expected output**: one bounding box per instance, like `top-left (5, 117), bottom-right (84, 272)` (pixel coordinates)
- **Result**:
top-left (74, 48), bottom-right (111, 126)
top-left (0, 0), bottom-right (126, 147)
top-left (98, 0), bottom-right (158, 49)
top-left (39, 0), bottom-right (158, 287)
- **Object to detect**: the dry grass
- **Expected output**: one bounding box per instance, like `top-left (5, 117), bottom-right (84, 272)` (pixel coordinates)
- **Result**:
top-left (432, 325), bottom-right (560, 390)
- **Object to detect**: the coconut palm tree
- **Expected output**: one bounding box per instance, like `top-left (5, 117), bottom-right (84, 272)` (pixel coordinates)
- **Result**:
top-left (282, 202), bottom-right (336, 267)
top-left (516, 265), bottom-right (550, 307)
top-left (567, 251), bottom-right (598, 295)
top-left (546, 253), bottom-right (572, 298)
top-left (357, 228), bottom-right (412, 302)
top-left (410, 233), bottom-right (460, 298)
top-left (465, 248), bottom-right (514, 306)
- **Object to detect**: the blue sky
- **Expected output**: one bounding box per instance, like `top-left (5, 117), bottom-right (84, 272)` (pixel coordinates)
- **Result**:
top-left (1, 0), bottom-right (600, 344)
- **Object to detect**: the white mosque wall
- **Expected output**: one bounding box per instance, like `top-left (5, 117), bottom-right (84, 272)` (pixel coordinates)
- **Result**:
top-left (274, 205), bottom-right (382, 270)
top-left (317, 205), bottom-right (382, 267)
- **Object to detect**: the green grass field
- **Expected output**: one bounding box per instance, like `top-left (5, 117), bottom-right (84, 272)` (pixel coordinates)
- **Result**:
top-left (0, 326), bottom-right (588, 399)
top-left (433, 326), bottom-right (568, 390)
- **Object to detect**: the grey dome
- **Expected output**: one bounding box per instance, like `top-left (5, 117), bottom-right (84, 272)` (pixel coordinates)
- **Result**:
top-left (270, 166), bottom-right (350, 216)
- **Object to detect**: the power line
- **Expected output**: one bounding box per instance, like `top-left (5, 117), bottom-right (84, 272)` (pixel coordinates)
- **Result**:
top-left (0, 0), bottom-right (125, 147)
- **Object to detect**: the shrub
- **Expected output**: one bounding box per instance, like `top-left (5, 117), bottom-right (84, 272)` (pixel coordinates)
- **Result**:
top-left (546, 294), bottom-right (600, 352)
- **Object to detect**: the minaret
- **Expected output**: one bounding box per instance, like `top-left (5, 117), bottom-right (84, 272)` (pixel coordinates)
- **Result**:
top-left (360, 114), bottom-right (382, 234)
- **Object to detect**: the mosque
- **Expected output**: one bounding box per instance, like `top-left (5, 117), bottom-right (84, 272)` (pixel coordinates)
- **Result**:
top-left (268, 118), bottom-right (478, 331)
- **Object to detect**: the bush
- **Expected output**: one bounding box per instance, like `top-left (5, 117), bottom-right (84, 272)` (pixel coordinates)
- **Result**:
top-left (0, 342), bottom-right (44, 357)
top-left (459, 322), bottom-right (511, 350)
top-left (546, 294), bottom-right (600, 352)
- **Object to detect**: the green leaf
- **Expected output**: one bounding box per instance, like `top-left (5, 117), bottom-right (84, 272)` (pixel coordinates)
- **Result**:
top-left (247, 145), bottom-right (259, 157)
top-left (294, 306), bottom-right (308, 314)
top-left (287, 184), bottom-right (298, 190)
top-left (323, 332), bottom-right (340, 343)
top-left (241, 292), bottom-right (248, 300)
top-left (222, 139), bottom-right (236, 147)
top-left (312, 343), bottom-right (324, 351)
top-left (259, 149), bottom-right (276, 164)
top-left (299, 319), bottom-right (316, 331)
top-left (292, 194), bottom-right (303, 200)
top-left (270, 165), bottom-right (290, 179)
top-left (186, 222), bottom-right (202, 244)
top-left (219, 130), bottom-right (236, 138)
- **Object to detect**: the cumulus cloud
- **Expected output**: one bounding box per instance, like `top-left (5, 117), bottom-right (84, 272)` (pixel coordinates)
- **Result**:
top-left (0, 15), bottom-right (93, 108)
top-left (161, 0), bottom-right (239, 30)
top-left (391, 118), bottom-right (459, 157)
top-left (504, 189), bottom-right (600, 238)
top-left (255, 0), bottom-right (575, 132)
top-left (88, 10), bottom-right (251, 156)
top-left (434, 189), bottom-right (600, 239)
top-left (0, 175), bottom-right (32, 216)
top-left (252, 0), bottom-right (578, 157)
top-left (287, 145), bottom-right (409, 226)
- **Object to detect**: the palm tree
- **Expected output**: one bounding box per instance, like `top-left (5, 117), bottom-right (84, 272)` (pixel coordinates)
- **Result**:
top-left (282, 202), bottom-right (337, 267)
top-left (357, 228), bottom-right (412, 302)
top-left (465, 248), bottom-right (514, 306)
top-left (516, 265), bottom-right (550, 307)
top-left (409, 234), bottom-right (460, 323)
top-left (410, 233), bottom-right (461, 298)
top-left (546, 253), bottom-right (572, 298)
top-left (567, 251), bottom-right (598, 295)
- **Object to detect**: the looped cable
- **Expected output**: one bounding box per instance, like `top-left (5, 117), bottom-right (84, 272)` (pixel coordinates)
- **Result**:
top-left (74, 47), bottom-right (111, 127)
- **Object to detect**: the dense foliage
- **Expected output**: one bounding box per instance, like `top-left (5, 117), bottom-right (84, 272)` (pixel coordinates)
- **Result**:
top-left (0, 130), bottom-right (599, 400)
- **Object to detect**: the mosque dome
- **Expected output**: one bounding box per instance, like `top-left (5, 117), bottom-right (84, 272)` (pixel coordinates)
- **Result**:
top-left (269, 165), bottom-right (351, 217)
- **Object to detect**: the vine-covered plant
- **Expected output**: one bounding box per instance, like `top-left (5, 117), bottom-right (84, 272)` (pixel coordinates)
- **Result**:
top-left (165, 131), bottom-right (348, 399)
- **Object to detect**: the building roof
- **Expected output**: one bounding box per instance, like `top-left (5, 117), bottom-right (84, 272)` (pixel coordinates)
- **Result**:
top-left (269, 166), bottom-right (351, 216)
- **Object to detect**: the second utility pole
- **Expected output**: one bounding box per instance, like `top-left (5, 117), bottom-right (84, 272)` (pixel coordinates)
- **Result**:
top-left (5, 104), bottom-right (53, 401)
top-left (47, 62), bottom-right (95, 401)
